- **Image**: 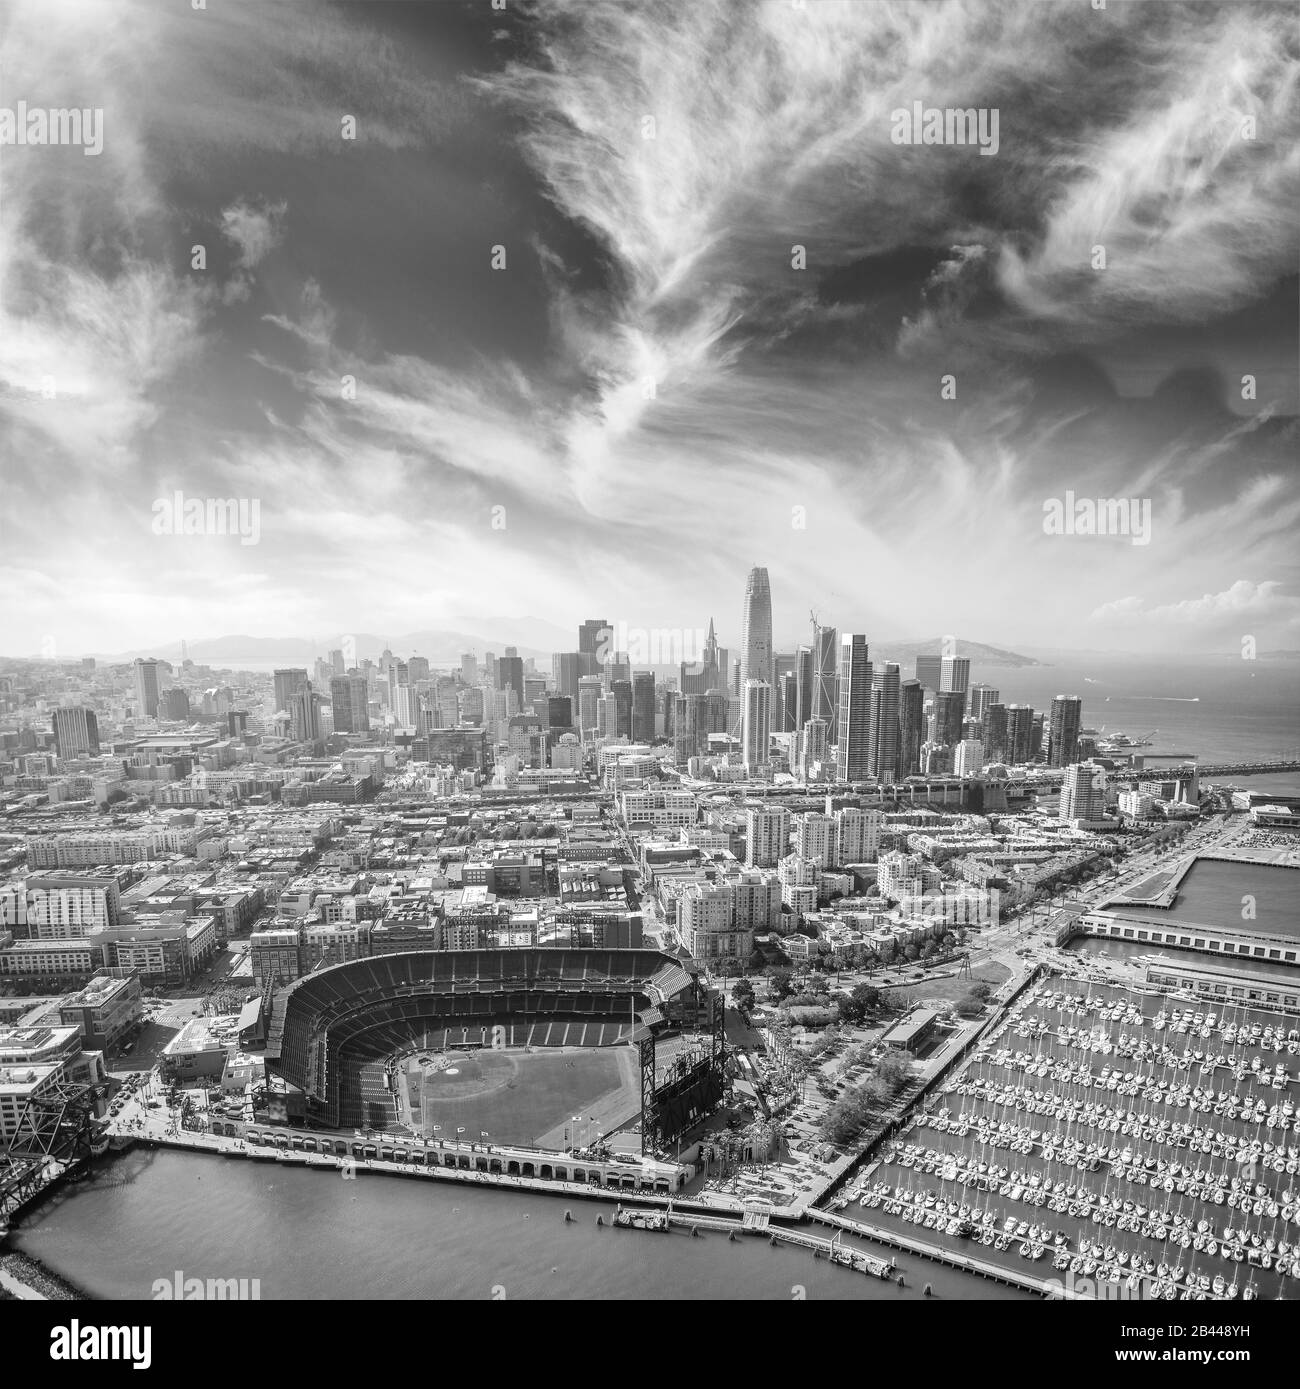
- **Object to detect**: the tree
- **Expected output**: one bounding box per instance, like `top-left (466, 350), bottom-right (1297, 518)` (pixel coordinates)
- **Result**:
top-left (941, 932), bottom-right (957, 954)
top-left (967, 981), bottom-right (992, 1002)
top-left (920, 941), bottom-right (936, 961)
top-left (850, 983), bottom-right (880, 1014)
top-left (903, 943), bottom-right (919, 962)
top-left (875, 1050), bottom-right (912, 1093)
top-left (768, 967), bottom-right (795, 1001)
top-left (733, 979), bottom-right (755, 1015)
top-left (956, 990), bottom-right (986, 1018)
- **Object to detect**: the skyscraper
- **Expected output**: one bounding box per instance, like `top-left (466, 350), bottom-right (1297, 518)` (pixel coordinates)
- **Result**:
top-left (330, 675), bottom-right (370, 734)
top-left (740, 566), bottom-right (773, 690)
top-left (611, 679), bottom-right (633, 738)
top-left (161, 687), bottom-right (190, 721)
top-left (52, 707), bottom-right (100, 757)
top-left (1005, 704), bottom-right (1036, 764)
top-left (631, 671), bottom-right (656, 742)
top-left (578, 676), bottom-right (602, 734)
top-left (1048, 695), bottom-right (1084, 768)
top-left (134, 658), bottom-right (163, 719)
top-left (870, 661), bottom-right (901, 783)
top-left (288, 685), bottom-right (322, 743)
top-left (930, 689), bottom-right (965, 748)
top-left (914, 654), bottom-right (942, 690)
top-left (899, 679), bottom-right (924, 777)
top-left (273, 667), bottom-right (308, 716)
top-left (496, 656), bottom-right (524, 708)
top-left (790, 646), bottom-right (814, 730)
top-left (773, 651), bottom-right (800, 732)
top-left (983, 703), bottom-right (1008, 763)
top-left (812, 624), bottom-right (837, 724)
top-left (940, 655), bottom-right (971, 696)
top-left (460, 653), bottom-right (478, 685)
top-left (835, 634), bottom-right (872, 781)
top-left (967, 683), bottom-right (1000, 723)
top-left (547, 696), bottom-right (573, 730)
top-left (578, 618), bottom-right (609, 678)
top-left (742, 680), bottom-right (771, 771)
top-left (554, 652), bottom-right (581, 700)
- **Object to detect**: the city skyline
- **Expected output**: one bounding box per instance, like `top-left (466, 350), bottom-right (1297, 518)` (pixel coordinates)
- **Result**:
top-left (2, 0), bottom-right (1298, 658)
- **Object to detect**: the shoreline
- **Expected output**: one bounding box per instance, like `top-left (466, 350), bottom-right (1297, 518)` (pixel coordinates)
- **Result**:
top-left (0, 1248), bottom-right (93, 1301)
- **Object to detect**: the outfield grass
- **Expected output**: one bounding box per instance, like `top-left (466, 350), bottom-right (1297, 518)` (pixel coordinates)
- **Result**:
top-left (400, 1048), bottom-right (638, 1148)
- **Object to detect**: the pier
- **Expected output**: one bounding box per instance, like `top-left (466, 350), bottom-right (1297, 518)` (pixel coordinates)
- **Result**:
top-left (806, 1207), bottom-right (1073, 1296)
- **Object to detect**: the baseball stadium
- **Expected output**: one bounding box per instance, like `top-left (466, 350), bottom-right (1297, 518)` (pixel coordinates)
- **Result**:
top-left (263, 949), bottom-right (718, 1150)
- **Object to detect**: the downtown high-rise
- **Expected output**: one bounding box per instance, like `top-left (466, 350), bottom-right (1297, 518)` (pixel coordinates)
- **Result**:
top-left (740, 566), bottom-right (773, 689)
top-left (742, 679), bottom-right (771, 771)
top-left (134, 658), bottom-right (163, 719)
top-left (870, 661), bottom-right (901, 783)
top-left (1048, 695), bottom-right (1084, 768)
top-left (835, 633), bottom-right (872, 781)
top-left (811, 624), bottom-right (837, 724)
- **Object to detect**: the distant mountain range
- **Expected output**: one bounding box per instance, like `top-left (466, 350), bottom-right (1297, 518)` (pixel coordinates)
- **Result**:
top-left (871, 638), bottom-right (1046, 668)
top-left (90, 617), bottom-right (576, 667)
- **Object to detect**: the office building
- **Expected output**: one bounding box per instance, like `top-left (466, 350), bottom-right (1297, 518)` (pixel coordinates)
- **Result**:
top-left (52, 707), bottom-right (100, 758)
top-left (133, 658), bottom-right (163, 719)
top-left (930, 689), bottom-right (965, 749)
top-left (554, 652), bottom-right (581, 700)
top-left (967, 683), bottom-right (1000, 723)
top-left (546, 696), bottom-right (572, 730)
top-left (835, 634), bottom-right (872, 781)
top-left (940, 655), bottom-right (971, 696)
top-left (914, 654), bottom-right (942, 690)
top-left (273, 667), bottom-right (308, 716)
top-left (161, 687), bottom-right (190, 721)
top-left (740, 566), bottom-right (773, 689)
top-left (578, 676), bottom-right (602, 734)
top-left (812, 624), bottom-right (837, 724)
top-left (329, 675), bottom-right (370, 735)
top-left (496, 656), bottom-right (524, 708)
top-left (611, 680), bottom-right (633, 738)
top-left (631, 672), bottom-right (656, 742)
top-left (288, 686), bottom-right (323, 743)
top-left (899, 679), bottom-right (924, 777)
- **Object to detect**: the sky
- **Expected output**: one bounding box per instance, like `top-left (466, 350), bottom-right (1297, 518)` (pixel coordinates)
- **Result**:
top-left (1, 0), bottom-right (1298, 661)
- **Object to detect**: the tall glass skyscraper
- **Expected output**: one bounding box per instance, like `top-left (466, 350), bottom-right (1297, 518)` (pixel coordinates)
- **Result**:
top-left (870, 661), bottom-right (901, 783)
top-left (740, 566), bottom-right (773, 689)
top-left (812, 624), bottom-right (837, 724)
top-left (835, 633), bottom-right (872, 781)
top-left (1048, 694), bottom-right (1084, 767)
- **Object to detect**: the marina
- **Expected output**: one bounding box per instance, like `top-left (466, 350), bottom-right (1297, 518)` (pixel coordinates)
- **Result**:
top-left (825, 973), bottom-right (1300, 1301)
